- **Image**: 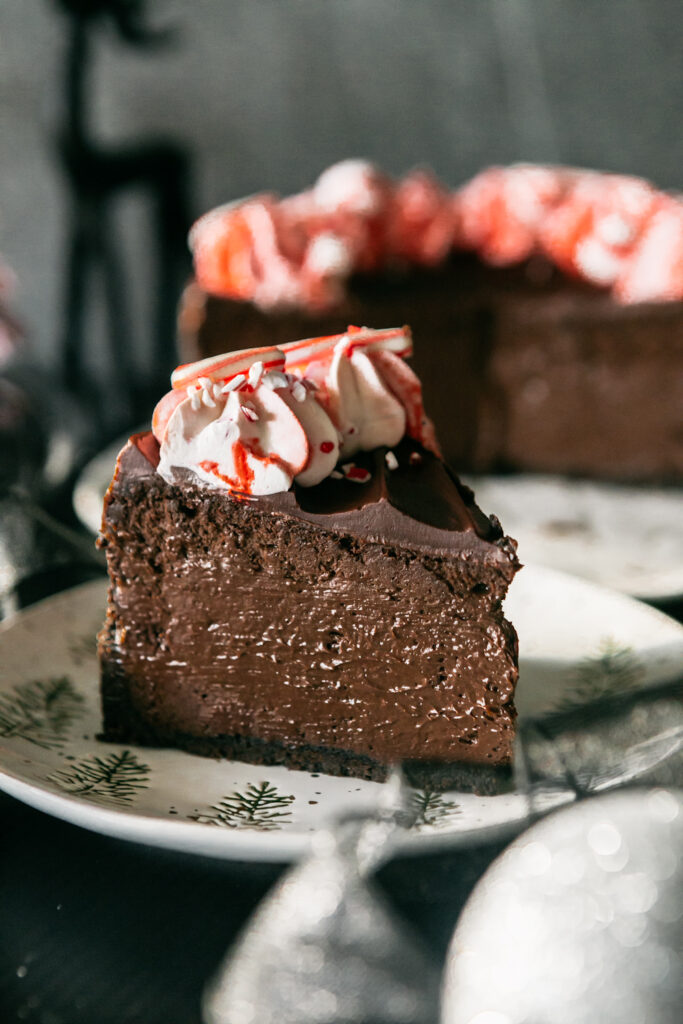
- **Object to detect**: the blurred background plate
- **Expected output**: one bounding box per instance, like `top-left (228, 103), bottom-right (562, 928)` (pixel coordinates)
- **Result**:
top-left (72, 431), bottom-right (143, 536)
top-left (0, 565), bottom-right (681, 861)
top-left (465, 474), bottom-right (683, 601)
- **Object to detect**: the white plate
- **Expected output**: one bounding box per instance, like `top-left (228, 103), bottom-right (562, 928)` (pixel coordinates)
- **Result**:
top-left (464, 474), bottom-right (683, 600)
top-left (1, 569), bottom-right (681, 862)
top-left (76, 446), bottom-right (683, 600)
top-left (73, 433), bottom-right (136, 536)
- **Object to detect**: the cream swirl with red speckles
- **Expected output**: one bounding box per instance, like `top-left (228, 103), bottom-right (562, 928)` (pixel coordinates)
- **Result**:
top-left (190, 161), bottom-right (683, 310)
top-left (153, 326), bottom-right (437, 497)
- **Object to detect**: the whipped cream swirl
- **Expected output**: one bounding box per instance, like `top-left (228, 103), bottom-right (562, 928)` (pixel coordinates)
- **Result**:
top-left (153, 326), bottom-right (436, 497)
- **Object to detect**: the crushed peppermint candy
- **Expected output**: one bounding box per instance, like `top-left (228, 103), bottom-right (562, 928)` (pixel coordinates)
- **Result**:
top-left (292, 380), bottom-right (307, 403)
top-left (341, 462), bottom-right (371, 483)
top-left (597, 213), bottom-right (636, 247)
top-left (409, 451), bottom-right (423, 466)
top-left (247, 360), bottom-right (264, 387)
top-left (329, 470), bottom-right (344, 479)
top-left (241, 403), bottom-right (259, 422)
top-left (262, 370), bottom-right (289, 390)
top-left (385, 450), bottom-right (399, 470)
top-left (221, 373), bottom-right (246, 393)
top-left (202, 388), bottom-right (217, 408)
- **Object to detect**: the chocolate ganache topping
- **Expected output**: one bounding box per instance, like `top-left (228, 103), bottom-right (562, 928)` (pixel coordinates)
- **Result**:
top-left (117, 430), bottom-right (514, 562)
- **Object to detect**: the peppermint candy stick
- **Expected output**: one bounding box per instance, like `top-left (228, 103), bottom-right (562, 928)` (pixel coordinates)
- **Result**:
top-left (171, 346), bottom-right (285, 391)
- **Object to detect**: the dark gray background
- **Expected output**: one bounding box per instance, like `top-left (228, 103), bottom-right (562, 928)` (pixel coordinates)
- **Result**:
top-left (1, 0), bottom-right (682, 363)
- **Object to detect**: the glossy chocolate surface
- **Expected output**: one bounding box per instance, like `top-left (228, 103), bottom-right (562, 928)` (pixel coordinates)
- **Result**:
top-left (124, 431), bottom-right (512, 558)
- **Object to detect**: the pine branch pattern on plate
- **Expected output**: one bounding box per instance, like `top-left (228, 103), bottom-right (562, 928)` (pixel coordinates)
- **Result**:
top-left (189, 782), bottom-right (295, 830)
top-left (552, 638), bottom-right (645, 713)
top-left (67, 632), bottom-right (97, 667)
top-left (48, 750), bottom-right (150, 806)
top-left (410, 788), bottom-right (461, 831)
top-left (0, 677), bottom-right (84, 750)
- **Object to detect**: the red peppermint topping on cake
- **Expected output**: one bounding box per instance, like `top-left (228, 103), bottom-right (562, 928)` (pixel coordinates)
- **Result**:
top-left (189, 160), bottom-right (683, 309)
top-left (538, 172), bottom-right (661, 288)
top-left (282, 325), bottom-right (413, 374)
top-left (340, 463), bottom-right (371, 484)
top-left (313, 160), bottom-right (390, 217)
top-left (613, 199), bottom-right (683, 303)
top-left (456, 164), bottom-right (570, 265)
top-left (171, 346), bottom-right (285, 392)
top-left (152, 387), bottom-right (186, 443)
top-left (281, 325), bottom-right (440, 458)
top-left (369, 348), bottom-right (441, 457)
top-left (454, 164), bottom-right (683, 301)
top-left (190, 201), bottom-right (258, 300)
top-left (388, 169), bottom-right (457, 266)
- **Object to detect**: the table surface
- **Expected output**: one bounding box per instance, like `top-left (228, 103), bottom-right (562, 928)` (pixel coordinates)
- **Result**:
top-left (0, 782), bottom-right (510, 1024)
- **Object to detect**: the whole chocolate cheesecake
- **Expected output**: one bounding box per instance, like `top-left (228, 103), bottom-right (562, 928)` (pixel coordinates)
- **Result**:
top-left (179, 161), bottom-right (683, 482)
top-left (98, 328), bottom-right (520, 792)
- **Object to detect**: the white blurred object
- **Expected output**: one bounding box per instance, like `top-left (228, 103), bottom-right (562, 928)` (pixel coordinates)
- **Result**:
top-left (442, 789), bottom-right (683, 1024)
top-left (463, 474), bottom-right (683, 601)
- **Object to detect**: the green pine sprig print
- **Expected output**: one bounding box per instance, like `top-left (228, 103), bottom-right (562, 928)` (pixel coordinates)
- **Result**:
top-left (67, 631), bottom-right (97, 667)
top-left (189, 781), bottom-right (295, 830)
top-left (48, 750), bottom-right (150, 805)
top-left (410, 788), bottom-right (461, 831)
top-left (0, 677), bottom-right (85, 750)
top-left (554, 638), bottom-right (645, 713)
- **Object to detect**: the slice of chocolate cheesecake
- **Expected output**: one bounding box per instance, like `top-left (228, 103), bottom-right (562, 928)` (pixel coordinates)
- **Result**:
top-left (98, 329), bottom-right (520, 792)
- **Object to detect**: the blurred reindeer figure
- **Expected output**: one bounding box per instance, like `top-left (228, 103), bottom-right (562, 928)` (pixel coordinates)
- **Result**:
top-left (54, 0), bottom-right (192, 431)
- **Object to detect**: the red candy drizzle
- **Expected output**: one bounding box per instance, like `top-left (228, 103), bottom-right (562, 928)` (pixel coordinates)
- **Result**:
top-left (199, 444), bottom-right (255, 496)
top-left (342, 464), bottom-right (371, 483)
top-left (199, 440), bottom-right (283, 497)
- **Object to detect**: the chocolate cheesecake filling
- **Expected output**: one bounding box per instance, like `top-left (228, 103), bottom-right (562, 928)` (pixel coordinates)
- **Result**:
top-left (99, 434), bottom-right (520, 786)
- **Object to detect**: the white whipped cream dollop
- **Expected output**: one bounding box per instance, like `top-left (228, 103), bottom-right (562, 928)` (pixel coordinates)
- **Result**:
top-left (154, 327), bottom-right (436, 496)
top-left (283, 327), bottom-right (439, 461)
